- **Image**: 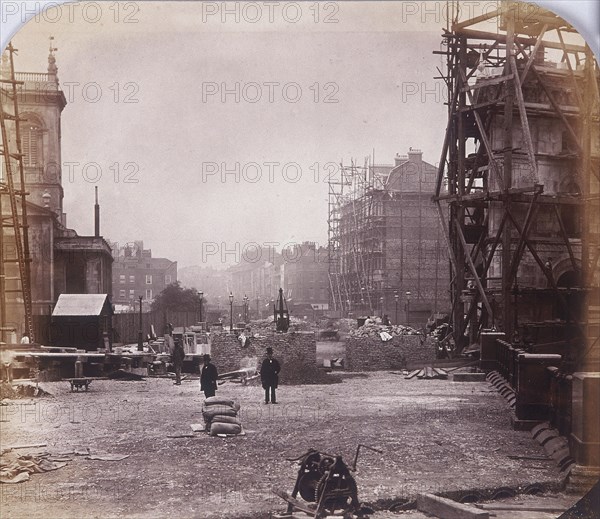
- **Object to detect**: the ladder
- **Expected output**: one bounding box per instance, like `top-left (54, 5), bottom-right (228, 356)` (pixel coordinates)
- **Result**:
top-left (0, 42), bottom-right (33, 342)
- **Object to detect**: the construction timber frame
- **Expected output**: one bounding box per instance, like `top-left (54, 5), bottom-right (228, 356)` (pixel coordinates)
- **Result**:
top-left (328, 157), bottom-right (379, 315)
top-left (0, 42), bottom-right (34, 342)
top-left (434, 1), bottom-right (599, 355)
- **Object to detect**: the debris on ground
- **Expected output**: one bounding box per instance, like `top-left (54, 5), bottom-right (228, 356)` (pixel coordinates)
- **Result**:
top-left (350, 323), bottom-right (420, 339)
top-left (0, 382), bottom-right (51, 399)
top-left (106, 369), bottom-right (145, 381)
top-left (405, 367), bottom-right (448, 379)
top-left (0, 450), bottom-right (68, 484)
top-left (85, 454), bottom-right (130, 461)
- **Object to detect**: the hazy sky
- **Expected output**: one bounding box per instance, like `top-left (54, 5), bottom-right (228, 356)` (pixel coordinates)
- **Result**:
top-left (2, 1), bottom-right (598, 268)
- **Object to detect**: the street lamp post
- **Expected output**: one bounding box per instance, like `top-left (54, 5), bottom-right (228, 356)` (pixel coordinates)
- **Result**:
top-left (199, 291), bottom-right (204, 324)
top-left (229, 292), bottom-right (234, 332)
top-left (405, 291), bottom-right (412, 327)
top-left (137, 295), bottom-right (143, 351)
top-left (243, 294), bottom-right (249, 323)
top-left (394, 291), bottom-right (399, 324)
top-left (379, 296), bottom-right (384, 318)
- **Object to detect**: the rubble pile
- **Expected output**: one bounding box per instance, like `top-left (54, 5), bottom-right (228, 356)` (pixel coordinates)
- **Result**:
top-left (349, 323), bottom-right (420, 339)
top-left (247, 318), bottom-right (277, 333)
top-left (248, 316), bottom-right (314, 333)
top-left (0, 383), bottom-right (51, 400)
top-left (335, 318), bottom-right (358, 333)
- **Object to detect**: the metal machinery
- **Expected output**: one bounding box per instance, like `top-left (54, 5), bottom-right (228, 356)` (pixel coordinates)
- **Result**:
top-left (274, 287), bottom-right (290, 332)
top-left (275, 445), bottom-right (381, 518)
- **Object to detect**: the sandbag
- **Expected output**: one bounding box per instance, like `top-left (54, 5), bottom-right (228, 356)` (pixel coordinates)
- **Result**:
top-left (201, 405), bottom-right (237, 418)
top-left (204, 396), bottom-right (236, 407)
top-left (210, 415), bottom-right (242, 425)
top-left (210, 422), bottom-right (242, 436)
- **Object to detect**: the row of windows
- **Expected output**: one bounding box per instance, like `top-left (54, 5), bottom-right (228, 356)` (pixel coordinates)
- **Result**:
top-left (119, 289), bottom-right (153, 300)
top-left (118, 274), bottom-right (172, 284)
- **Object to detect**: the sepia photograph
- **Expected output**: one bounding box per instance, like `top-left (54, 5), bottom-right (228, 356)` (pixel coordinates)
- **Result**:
top-left (0, 1), bottom-right (599, 517)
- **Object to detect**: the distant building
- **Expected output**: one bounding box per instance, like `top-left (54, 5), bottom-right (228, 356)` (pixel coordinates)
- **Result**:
top-left (281, 242), bottom-right (329, 316)
top-left (0, 48), bottom-right (112, 341)
top-left (110, 241), bottom-right (177, 308)
top-left (228, 245), bottom-right (282, 319)
top-left (178, 266), bottom-right (229, 299)
top-left (331, 149), bottom-right (450, 325)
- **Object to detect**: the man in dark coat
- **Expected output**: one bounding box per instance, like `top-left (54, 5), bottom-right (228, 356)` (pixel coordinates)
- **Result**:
top-left (200, 354), bottom-right (218, 398)
top-left (260, 347), bottom-right (281, 404)
top-left (172, 339), bottom-right (185, 385)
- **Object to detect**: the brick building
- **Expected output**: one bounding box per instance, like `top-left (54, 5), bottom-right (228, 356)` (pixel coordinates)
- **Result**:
top-left (111, 241), bottom-right (177, 309)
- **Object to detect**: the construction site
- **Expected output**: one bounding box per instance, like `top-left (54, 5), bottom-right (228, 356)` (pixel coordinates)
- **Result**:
top-left (1, 1), bottom-right (600, 518)
top-left (328, 149), bottom-right (451, 326)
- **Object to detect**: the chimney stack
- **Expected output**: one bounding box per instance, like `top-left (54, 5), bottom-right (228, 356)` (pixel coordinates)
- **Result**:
top-left (407, 147), bottom-right (422, 164)
top-left (94, 186), bottom-right (100, 237)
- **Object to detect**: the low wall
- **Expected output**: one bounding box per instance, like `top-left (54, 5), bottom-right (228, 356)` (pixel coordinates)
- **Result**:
top-left (210, 331), bottom-right (326, 384)
top-left (345, 335), bottom-right (436, 371)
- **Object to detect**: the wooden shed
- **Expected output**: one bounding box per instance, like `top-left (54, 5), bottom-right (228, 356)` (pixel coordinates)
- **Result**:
top-left (51, 294), bottom-right (113, 351)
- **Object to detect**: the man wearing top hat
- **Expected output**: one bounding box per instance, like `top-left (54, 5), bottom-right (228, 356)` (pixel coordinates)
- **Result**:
top-left (260, 347), bottom-right (281, 404)
top-left (200, 354), bottom-right (218, 398)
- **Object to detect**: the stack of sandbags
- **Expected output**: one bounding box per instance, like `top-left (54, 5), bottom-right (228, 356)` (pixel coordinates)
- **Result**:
top-left (202, 396), bottom-right (243, 436)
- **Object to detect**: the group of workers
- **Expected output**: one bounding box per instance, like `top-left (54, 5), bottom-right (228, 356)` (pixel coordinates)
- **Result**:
top-left (171, 340), bottom-right (281, 404)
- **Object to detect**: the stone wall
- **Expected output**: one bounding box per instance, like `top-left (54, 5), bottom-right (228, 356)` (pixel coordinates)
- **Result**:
top-left (345, 335), bottom-right (436, 371)
top-left (210, 331), bottom-right (326, 384)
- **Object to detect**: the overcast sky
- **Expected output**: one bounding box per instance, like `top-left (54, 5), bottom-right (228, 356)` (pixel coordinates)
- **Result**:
top-left (3, 1), bottom-right (597, 268)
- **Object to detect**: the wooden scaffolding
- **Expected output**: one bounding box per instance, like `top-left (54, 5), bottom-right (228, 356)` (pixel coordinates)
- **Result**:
top-left (434, 1), bottom-right (599, 356)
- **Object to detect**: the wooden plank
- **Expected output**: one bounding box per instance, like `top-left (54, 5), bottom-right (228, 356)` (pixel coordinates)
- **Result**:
top-left (520, 23), bottom-right (548, 84)
top-left (405, 369), bottom-right (421, 380)
top-left (455, 218), bottom-right (493, 317)
top-left (452, 9), bottom-right (501, 30)
top-left (1, 442), bottom-right (47, 451)
top-left (477, 504), bottom-right (567, 512)
top-left (406, 359), bottom-right (476, 371)
top-left (417, 493), bottom-right (489, 518)
top-left (272, 489), bottom-right (316, 515)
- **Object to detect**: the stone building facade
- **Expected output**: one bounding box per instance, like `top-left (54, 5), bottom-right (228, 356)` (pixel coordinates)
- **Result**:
top-left (336, 149), bottom-right (450, 326)
top-left (1, 49), bottom-right (112, 340)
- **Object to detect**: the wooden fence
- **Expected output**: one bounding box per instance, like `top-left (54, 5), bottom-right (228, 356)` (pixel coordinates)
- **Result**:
top-left (112, 309), bottom-right (202, 344)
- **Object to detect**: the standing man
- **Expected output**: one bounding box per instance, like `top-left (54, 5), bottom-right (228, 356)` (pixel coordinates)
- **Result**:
top-left (200, 354), bottom-right (218, 398)
top-left (260, 347), bottom-right (281, 404)
top-left (172, 338), bottom-right (185, 385)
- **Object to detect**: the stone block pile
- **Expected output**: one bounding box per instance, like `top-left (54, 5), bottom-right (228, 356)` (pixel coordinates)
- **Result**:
top-left (345, 335), bottom-right (436, 371)
top-left (210, 331), bottom-right (331, 384)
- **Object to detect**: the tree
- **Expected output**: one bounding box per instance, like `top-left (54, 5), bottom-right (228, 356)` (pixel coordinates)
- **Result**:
top-left (151, 282), bottom-right (203, 313)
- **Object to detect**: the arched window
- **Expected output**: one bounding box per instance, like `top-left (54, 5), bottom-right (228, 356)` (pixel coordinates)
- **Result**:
top-left (20, 114), bottom-right (44, 167)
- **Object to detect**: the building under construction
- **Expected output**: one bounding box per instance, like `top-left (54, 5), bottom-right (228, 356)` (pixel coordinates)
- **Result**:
top-left (435, 2), bottom-right (599, 466)
top-left (329, 149), bottom-right (450, 325)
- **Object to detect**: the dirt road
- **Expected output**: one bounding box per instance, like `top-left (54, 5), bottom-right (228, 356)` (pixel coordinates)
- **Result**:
top-left (1, 372), bottom-right (566, 518)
